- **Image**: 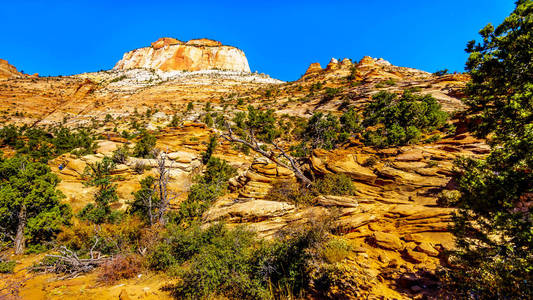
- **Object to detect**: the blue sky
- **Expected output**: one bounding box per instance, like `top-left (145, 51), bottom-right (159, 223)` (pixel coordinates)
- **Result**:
top-left (0, 0), bottom-right (515, 81)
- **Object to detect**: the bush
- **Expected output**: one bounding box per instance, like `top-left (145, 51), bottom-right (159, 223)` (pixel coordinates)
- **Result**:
top-left (176, 157), bottom-right (236, 224)
top-left (56, 217), bottom-right (144, 256)
top-left (98, 254), bottom-right (142, 283)
top-left (304, 112), bottom-right (344, 150)
top-left (201, 135), bottom-right (217, 164)
top-left (111, 144), bottom-right (129, 164)
top-left (79, 157), bottom-right (120, 224)
top-left (169, 114), bottom-right (180, 127)
top-left (0, 156), bottom-right (71, 253)
top-left (362, 91), bottom-right (448, 147)
top-left (0, 259), bottom-right (16, 273)
top-left (148, 222), bottom-right (225, 270)
top-left (314, 174), bottom-right (356, 196)
top-left (265, 180), bottom-right (315, 207)
top-left (253, 220), bottom-right (331, 298)
top-left (132, 160), bottom-right (147, 174)
top-left (128, 176), bottom-right (160, 224)
top-left (244, 106), bottom-right (280, 143)
top-left (132, 131), bottom-right (156, 158)
top-left (437, 190), bottom-right (461, 207)
top-left (321, 237), bottom-right (352, 263)
top-left (167, 226), bottom-right (267, 300)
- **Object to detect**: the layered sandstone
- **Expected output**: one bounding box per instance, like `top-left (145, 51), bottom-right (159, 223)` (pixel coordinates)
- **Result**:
top-left (114, 37), bottom-right (251, 73)
top-left (0, 59), bottom-right (22, 80)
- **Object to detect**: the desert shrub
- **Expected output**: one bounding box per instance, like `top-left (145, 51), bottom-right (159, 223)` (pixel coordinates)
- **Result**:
top-left (321, 237), bottom-right (352, 263)
top-left (362, 156), bottom-right (378, 167)
top-left (147, 242), bottom-right (176, 271)
top-left (362, 91), bottom-right (448, 147)
top-left (310, 263), bottom-right (372, 299)
top-left (314, 174), bottom-right (356, 196)
top-left (0, 259), bottom-right (16, 274)
top-left (0, 125), bottom-right (22, 148)
top-left (128, 176), bottom-right (160, 224)
top-left (51, 127), bottom-right (97, 156)
top-left (147, 222), bottom-right (225, 271)
top-left (302, 109), bottom-right (361, 151)
top-left (167, 226), bottom-right (267, 300)
top-left (132, 160), bottom-right (147, 174)
top-left (253, 220), bottom-right (332, 298)
top-left (215, 114), bottom-right (226, 129)
top-left (433, 69), bottom-right (449, 76)
top-left (78, 157), bottom-right (120, 224)
top-left (289, 141), bottom-right (310, 158)
top-left (322, 87), bottom-right (340, 102)
top-left (111, 144), bottom-right (129, 164)
top-left (201, 135), bottom-right (217, 164)
top-left (243, 106), bottom-right (280, 143)
top-left (132, 131), bottom-right (156, 158)
top-left (204, 113), bottom-right (214, 127)
top-left (265, 180), bottom-right (315, 207)
top-left (176, 157), bottom-right (236, 224)
top-left (56, 217), bottom-right (144, 256)
top-left (303, 112), bottom-right (344, 150)
top-left (437, 189), bottom-right (461, 207)
top-left (98, 254), bottom-right (142, 283)
top-left (340, 107), bottom-right (362, 134)
top-left (383, 78), bottom-right (396, 86)
top-left (169, 114), bottom-right (180, 127)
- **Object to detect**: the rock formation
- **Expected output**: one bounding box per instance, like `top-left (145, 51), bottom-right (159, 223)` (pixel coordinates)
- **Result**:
top-left (113, 37), bottom-right (251, 73)
top-left (0, 59), bottom-right (23, 80)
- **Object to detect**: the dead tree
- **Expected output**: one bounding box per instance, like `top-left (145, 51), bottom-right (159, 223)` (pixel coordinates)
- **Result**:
top-left (152, 149), bottom-right (179, 224)
top-left (221, 126), bottom-right (313, 186)
top-left (32, 241), bottom-right (109, 280)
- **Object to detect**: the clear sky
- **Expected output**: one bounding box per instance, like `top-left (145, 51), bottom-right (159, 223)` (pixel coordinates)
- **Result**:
top-left (0, 0), bottom-right (515, 81)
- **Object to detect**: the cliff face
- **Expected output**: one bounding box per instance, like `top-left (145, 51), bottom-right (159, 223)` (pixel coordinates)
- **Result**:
top-left (0, 59), bottom-right (22, 80)
top-left (113, 37), bottom-right (251, 73)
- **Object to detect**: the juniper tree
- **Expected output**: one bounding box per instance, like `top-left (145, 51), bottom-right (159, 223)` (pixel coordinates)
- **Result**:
top-left (444, 1), bottom-right (533, 297)
top-left (0, 156), bottom-right (71, 254)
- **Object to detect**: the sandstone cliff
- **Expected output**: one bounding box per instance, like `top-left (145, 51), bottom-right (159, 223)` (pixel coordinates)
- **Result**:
top-left (0, 59), bottom-right (23, 80)
top-left (113, 37), bottom-right (251, 73)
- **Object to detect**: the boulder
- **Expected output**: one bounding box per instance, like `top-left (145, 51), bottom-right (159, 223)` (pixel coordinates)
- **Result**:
top-left (314, 195), bottom-right (358, 207)
top-left (415, 241), bottom-right (440, 257)
top-left (371, 232), bottom-right (404, 251)
top-left (204, 200), bottom-right (295, 222)
top-left (395, 150), bottom-right (424, 162)
top-left (311, 149), bottom-right (377, 183)
top-left (404, 248), bottom-right (428, 264)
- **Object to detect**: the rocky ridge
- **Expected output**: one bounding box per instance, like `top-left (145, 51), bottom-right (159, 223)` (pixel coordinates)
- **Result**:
top-left (114, 37), bottom-right (251, 73)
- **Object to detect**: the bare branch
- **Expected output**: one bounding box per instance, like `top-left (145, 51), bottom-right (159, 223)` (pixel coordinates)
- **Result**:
top-left (221, 124), bottom-right (313, 185)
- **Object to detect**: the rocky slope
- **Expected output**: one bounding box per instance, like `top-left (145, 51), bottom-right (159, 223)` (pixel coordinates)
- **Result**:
top-left (0, 51), bottom-right (482, 299)
top-left (114, 37), bottom-right (251, 73)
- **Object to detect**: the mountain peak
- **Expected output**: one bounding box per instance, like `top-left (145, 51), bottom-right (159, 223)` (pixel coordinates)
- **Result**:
top-left (114, 37), bottom-right (251, 73)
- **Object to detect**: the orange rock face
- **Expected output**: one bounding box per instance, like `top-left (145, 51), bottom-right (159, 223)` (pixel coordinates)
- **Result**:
top-left (0, 59), bottom-right (23, 80)
top-left (151, 37), bottom-right (182, 49)
top-left (114, 38), bottom-right (251, 73)
top-left (304, 62), bottom-right (322, 75)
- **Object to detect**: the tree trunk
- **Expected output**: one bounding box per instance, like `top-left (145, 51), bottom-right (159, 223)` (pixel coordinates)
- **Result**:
top-left (14, 204), bottom-right (27, 255)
